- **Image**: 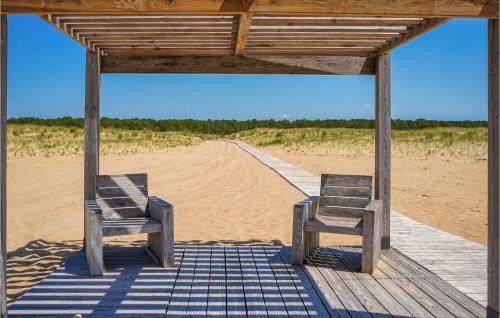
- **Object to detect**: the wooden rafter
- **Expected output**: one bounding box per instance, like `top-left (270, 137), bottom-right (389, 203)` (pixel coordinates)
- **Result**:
top-left (37, 13), bottom-right (455, 59)
top-left (100, 55), bottom-right (376, 75)
top-left (40, 14), bottom-right (93, 51)
top-left (1, 0), bottom-right (498, 18)
top-left (374, 18), bottom-right (449, 55)
top-left (235, 13), bottom-right (253, 55)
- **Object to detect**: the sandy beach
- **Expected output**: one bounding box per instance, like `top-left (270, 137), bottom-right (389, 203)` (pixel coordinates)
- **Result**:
top-left (264, 147), bottom-right (487, 246)
top-left (6, 140), bottom-right (487, 301)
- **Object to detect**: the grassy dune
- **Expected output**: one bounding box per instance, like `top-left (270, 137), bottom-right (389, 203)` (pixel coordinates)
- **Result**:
top-left (8, 124), bottom-right (487, 159)
top-left (232, 127), bottom-right (487, 159)
top-left (9, 124), bottom-right (209, 156)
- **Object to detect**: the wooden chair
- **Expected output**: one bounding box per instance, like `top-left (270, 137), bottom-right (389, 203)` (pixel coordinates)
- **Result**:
top-left (84, 173), bottom-right (174, 276)
top-left (291, 174), bottom-right (382, 273)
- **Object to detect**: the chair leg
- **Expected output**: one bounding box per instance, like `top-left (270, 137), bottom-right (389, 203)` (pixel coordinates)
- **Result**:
top-left (362, 211), bottom-right (382, 274)
top-left (148, 208), bottom-right (175, 267)
top-left (291, 203), bottom-right (308, 265)
top-left (306, 231), bottom-right (320, 256)
top-left (148, 232), bottom-right (163, 264)
top-left (85, 212), bottom-right (103, 276)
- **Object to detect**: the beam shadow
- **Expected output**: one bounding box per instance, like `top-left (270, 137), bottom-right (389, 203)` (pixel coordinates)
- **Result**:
top-left (9, 242), bottom-right (476, 317)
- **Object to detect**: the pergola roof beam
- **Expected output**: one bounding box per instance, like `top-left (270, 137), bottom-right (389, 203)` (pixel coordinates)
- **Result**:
top-left (100, 55), bottom-right (376, 75)
top-left (40, 13), bottom-right (436, 57)
top-left (1, 0), bottom-right (498, 18)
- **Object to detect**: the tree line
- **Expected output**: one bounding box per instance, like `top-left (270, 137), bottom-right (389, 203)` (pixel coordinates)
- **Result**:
top-left (7, 117), bottom-right (487, 135)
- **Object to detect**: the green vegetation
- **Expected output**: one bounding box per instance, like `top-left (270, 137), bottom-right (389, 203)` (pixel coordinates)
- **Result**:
top-left (8, 117), bottom-right (487, 135)
top-left (6, 118), bottom-right (488, 159)
top-left (8, 124), bottom-right (208, 157)
top-left (232, 127), bottom-right (487, 159)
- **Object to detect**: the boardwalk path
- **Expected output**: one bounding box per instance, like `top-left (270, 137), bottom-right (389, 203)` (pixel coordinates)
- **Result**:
top-left (231, 140), bottom-right (487, 307)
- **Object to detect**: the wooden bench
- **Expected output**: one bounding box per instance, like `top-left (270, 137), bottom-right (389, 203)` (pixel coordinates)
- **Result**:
top-left (84, 173), bottom-right (174, 276)
top-left (291, 174), bottom-right (382, 273)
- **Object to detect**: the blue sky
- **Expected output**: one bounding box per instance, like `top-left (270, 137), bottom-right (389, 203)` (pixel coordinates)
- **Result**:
top-left (7, 15), bottom-right (487, 120)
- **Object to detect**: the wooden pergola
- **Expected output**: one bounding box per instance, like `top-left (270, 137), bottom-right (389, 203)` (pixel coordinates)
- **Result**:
top-left (0, 1), bottom-right (498, 317)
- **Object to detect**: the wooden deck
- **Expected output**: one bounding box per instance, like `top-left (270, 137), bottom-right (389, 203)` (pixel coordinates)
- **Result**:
top-left (8, 244), bottom-right (486, 317)
top-left (231, 141), bottom-right (488, 307)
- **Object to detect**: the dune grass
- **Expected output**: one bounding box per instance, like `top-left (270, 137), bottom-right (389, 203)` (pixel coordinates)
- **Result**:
top-left (231, 127), bottom-right (487, 159)
top-left (8, 124), bottom-right (209, 157)
top-left (8, 124), bottom-right (487, 159)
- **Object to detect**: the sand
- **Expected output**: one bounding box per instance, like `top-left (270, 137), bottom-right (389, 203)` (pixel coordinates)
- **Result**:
top-left (264, 146), bottom-right (487, 246)
top-left (6, 140), bottom-right (487, 301)
top-left (7, 141), bottom-right (308, 300)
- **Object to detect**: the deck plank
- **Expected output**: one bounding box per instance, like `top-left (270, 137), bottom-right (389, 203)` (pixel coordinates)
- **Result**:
top-left (231, 140), bottom-right (488, 307)
top-left (7, 245), bottom-right (486, 317)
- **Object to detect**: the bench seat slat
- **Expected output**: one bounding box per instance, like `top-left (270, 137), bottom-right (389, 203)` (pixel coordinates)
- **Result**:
top-left (96, 186), bottom-right (147, 199)
top-left (96, 174), bottom-right (147, 188)
top-left (321, 174), bottom-right (372, 188)
top-left (319, 196), bottom-right (370, 208)
top-left (102, 217), bottom-right (162, 237)
top-left (320, 186), bottom-right (371, 198)
top-left (304, 217), bottom-right (363, 236)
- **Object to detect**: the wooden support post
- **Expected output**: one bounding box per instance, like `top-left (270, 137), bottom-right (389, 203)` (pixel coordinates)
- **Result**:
top-left (84, 50), bottom-right (100, 249)
top-left (375, 53), bottom-right (391, 250)
top-left (0, 14), bottom-right (7, 318)
top-left (488, 18), bottom-right (500, 318)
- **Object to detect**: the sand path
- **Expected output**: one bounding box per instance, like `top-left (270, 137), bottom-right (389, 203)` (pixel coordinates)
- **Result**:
top-left (8, 140), bottom-right (314, 250)
top-left (7, 140), bottom-right (310, 300)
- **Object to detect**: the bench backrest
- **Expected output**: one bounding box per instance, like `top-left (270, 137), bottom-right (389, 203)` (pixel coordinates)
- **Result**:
top-left (96, 174), bottom-right (148, 219)
top-left (319, 174), bottom-right (372, 217)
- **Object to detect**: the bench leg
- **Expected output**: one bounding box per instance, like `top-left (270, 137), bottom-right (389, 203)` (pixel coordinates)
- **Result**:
top-left (292, 203), bottom-right (309, 265)
top-left (305, 231), bottom-right (320, 258)
top-left (148, 207), bottom-right (175, 267)
top-left (85, 211), bottom-right (104, 276)
top-left (362, 211), bottom-right (382, 273)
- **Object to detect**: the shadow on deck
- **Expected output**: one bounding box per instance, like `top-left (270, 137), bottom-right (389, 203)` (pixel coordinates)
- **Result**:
top-left (7, 243), bottom-right (486, 317)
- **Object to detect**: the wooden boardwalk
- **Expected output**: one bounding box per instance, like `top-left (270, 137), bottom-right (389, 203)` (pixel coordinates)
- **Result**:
top-left (8, 244), bottom-right (486, 317)
top-left (231, 140), bottom-right (487, 307)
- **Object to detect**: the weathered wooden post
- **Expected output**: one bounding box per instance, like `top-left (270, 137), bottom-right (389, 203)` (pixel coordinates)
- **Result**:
top-left (488, 18), bottom-right (500, 318)
top-left (0, 14), bottom-right (8, 318)
top-left (84, 50), bottom-right (100, 249)
top-left (375, 53), bottom-right (392, 249)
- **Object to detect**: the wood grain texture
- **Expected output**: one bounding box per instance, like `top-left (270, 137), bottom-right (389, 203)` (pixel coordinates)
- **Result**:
top-left (7, 245), bottom-right (486, 317)
top-left (0, 14), bottom-right (6, 318)
top-left (304, 217), bottom-right (363, 235)
top-left (319, 195), bottom-right (370, 208)
top-left (291, 199), bottom-right (308, 265)
top-left (375, 52), bottom-right (391, 249)
top-left (488, 18), bottom-right (500, 317)
top-left (102, 217), bottom-right (162, 236)
top-left (101, 54), bottom-right (376, 75)
top-left (84, 200), bottom-right (104, 276)
top-left (320, 185), bottom-right (371, 197)
top-left (321, 174), bottom-right (372, 187)
top-left (84, 50), bottom-right (101, 251)
top-left (35, 13), bottom-right (458, 59)
top-left (96, 173), bottom-right (147, 188)
top-left (361, 200), bottom-right (382, 273)
top-left (96, 174), bottom-right (148, 219)
top-left (376, 18), bottom-right (449, 55)
top-left (2, 0), bottom-right (498, 17)
top-left (148, 196), bottom-right (175, 267)
top-left (232, 140), bottom-right (488, 306)
top-left (235, 13), bottom-right (252, 55)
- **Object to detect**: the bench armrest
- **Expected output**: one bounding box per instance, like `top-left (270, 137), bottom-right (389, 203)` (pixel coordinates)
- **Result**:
top-left (294, 196), bottom-right (319, 220)
top-left (148, 196), bottom-right (174, 223)
top-left (364, 199), bottom-right (382, 215)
